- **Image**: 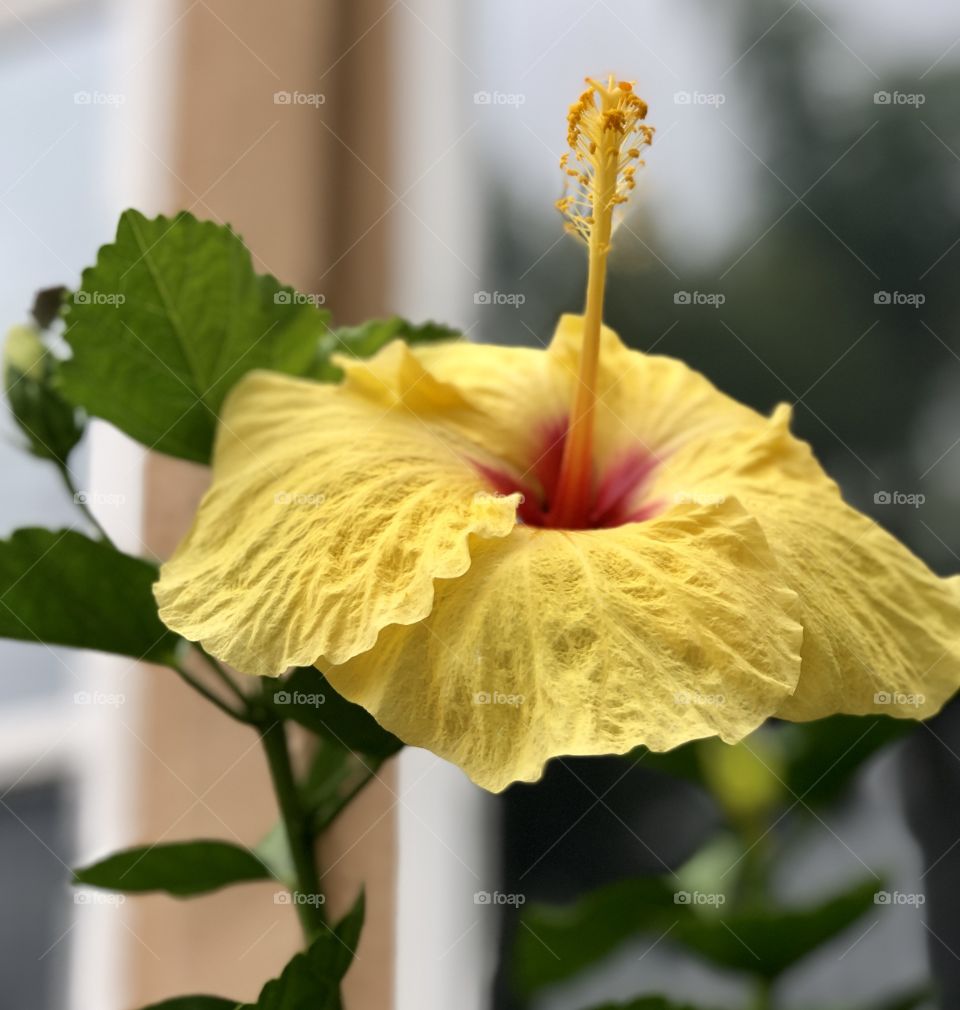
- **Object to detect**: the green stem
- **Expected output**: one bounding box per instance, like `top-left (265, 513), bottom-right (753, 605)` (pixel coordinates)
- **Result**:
top-left (55, 460), bottom-right (111, 542)
top-left (172, 661), bottom-right (250, 723)
top-left (735, 814), bottom-right (771, 908)
top-left (733, 814), bottom-right (777, 1009)
top-left (171, 669), bottom-right (325, 943)
top-left (314, 765), bottom-right (379, 834)
top-left (256, 685), bottom-right (324, 941)
top-left (196, 648), bottom-right (249, 706)
top-left (751, 976), bottom-right (774, 1010)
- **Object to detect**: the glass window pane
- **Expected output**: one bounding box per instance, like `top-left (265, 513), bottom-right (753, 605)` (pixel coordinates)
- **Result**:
top-left (0, 780), bottom-right (70, 1010)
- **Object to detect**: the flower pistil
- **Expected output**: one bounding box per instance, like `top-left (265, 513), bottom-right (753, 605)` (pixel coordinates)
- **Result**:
top-left (551, 77), bottom-right (654, 529)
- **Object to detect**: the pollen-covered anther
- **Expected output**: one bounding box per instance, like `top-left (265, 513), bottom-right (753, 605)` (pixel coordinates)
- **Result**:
top-left (557, 76), bottom-right (654, 248)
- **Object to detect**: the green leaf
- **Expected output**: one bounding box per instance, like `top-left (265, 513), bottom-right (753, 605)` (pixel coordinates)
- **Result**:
top-left (515, 876), bottom-right (881, 996)
top-left (254, 821), bottom-right (296, 890)
top-left (631, 715), bottom-right (912, 813)
top-left (74, 840), bottom-right (271, 897)
top-left (672, 879), bottom-right (880, 979)
top-left (513, 876), bottom-right (676, 998)
top-left (4, 323), bottom-right (83, 462)
top-left (781, 715), bottom-right (913, 807)
top-left (240, 892), bottom-right (364, 1010)
top-left (582, 1000), bottom-right (715, 1010)
top-left (137, 999), bottom-right (239, 1010)
top-left (60, 210), bottom-right (329, 463)
top-left (269, 668), bottom-right (402, 760)
top-left (0, 528), bottom-right (178, 665)
top-left (311, 316), bottom-right (459, 381)
top-left (579, 991), bottom-right (931, 1010)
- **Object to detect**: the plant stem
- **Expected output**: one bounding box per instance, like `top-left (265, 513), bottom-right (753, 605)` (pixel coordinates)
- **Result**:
top-left (751, 977), bottom-right (774, 1010)
top-left (172, 661), bottom-right (250, 723)
top-left (733, 807), bottom-right (779, 912)
top-left (55, 460), bottom-right (111, 542)
top-left (196, 648), bottom-right (249, 706)
top-left (314, 765), bottom-right (379, 834)
top-left (256, 684), bottom-right (325, 940)
top-left (172, 670), bottom-right (325, 942)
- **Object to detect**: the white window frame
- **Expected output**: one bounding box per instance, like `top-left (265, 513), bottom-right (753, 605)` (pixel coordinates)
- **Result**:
top-left (389, 4), bottom-right (499, 1009)
top-left (0, 1), bottom-right (177, 1007)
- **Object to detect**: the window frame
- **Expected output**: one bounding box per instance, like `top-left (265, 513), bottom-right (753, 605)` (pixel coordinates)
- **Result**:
top-left (0, 0), bottom-right (176, 1006)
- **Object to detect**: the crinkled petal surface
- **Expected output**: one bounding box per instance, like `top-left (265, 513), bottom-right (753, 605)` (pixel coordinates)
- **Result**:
top-left (639, 404), bottom-right (960, 722)
top-left (154, 341), bottom-right (521, 676)
top-left (414, 315), bottom-right (765, 483)
top-left (324, 497), bottom-right (802, 791)
top-left (430, 318), bottom-right (960, 726)
top-left (155, 313), bottom-right (960, 792)
top-left (771, 502), bottom-right (960, 722)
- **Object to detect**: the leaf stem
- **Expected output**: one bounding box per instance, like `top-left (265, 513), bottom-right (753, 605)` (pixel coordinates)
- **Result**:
top-left (256, 682), bottom-right (325, 941)
top-left (314, 765), bottom-right (379, 834)
top-left (172, 661), bottom-right (251, 723)
top-left (196, 647), bottom-right (249, 706)
top-left (55, 460), bottom-right (111, 542)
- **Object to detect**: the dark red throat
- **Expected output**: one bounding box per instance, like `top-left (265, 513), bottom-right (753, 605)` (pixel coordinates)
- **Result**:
top-left (474, 419), bottom-right (662, 530)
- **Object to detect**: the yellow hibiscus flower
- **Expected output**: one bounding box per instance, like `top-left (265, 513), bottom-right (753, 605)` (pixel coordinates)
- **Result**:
top-left (155, 77), bottom-right (960, 792)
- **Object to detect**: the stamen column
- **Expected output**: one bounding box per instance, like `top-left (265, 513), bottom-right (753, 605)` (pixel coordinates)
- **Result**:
top-left (549, 78), bottom-right (653, 529)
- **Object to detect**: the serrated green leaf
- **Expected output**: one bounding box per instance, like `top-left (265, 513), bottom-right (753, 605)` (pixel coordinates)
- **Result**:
top-left (60, 210), bottom-right (329, 462)
top-left (240, 892), bottom-right (364, 1010)
top-left (74, 840), bottom-right (271, 897)
top-left (269, 668), bottom-right (402, 760)
top-left (311, 316), bottom-right (459, 381)
top-left (0, 528), bottom-right (178, 664)
top-left (137, 999), bottom-right (239, 1010)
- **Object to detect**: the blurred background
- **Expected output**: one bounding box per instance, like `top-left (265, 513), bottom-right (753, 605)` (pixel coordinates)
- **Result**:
top-left (1, 1), bottom-right (959, 1008)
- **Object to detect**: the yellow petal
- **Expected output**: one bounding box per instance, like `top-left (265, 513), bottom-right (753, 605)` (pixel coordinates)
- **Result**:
top-left (410, 314), bottom-right (770, 527)
top-left (154, 343), bottom-right (521, 676)
top-left (645, 406), bottom-right (960, 720)
top-left (546, 314), bottom-right (765, 459)
top-left (771, 499), bottom-right (960, 721)
top-left (324, 497), bottom-right (803, 792)
top-left (413, 314), bottom-right (764, 479)
top-left (410, 337), bottom-right (568, 477)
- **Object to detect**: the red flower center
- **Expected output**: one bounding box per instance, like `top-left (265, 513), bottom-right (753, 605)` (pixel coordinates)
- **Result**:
top-left (475, 419), bottom-right (662, 530)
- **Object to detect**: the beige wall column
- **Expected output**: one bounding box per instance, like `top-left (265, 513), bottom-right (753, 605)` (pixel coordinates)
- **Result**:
top-left (130, 2), bottom-right (400, 1006)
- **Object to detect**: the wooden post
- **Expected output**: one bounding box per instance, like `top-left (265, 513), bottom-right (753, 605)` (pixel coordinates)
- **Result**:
top-left (130, 2), bottom-right (399, 1006)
